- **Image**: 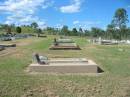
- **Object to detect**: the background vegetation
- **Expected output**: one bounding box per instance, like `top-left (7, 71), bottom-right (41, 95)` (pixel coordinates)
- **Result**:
top-left (0, 8), bottom-right (130, 40)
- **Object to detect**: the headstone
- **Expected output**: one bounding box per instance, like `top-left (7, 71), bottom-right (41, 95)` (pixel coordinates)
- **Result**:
top-left (33, 53), bottom-right (48, 65)
top-left (98, 37), bottom-right (101, 44)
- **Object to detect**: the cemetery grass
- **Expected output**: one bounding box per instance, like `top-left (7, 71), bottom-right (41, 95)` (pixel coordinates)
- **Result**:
top-left (0, 36), bottom-right (130, 97)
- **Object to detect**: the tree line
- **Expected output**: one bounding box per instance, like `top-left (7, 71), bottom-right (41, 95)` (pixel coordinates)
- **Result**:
top-left (0, 8), bottom-right (130, 40)
top-left (44, 8), bottom-right (130, 40)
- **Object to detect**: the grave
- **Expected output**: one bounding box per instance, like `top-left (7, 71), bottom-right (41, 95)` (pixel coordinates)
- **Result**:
top-left (0, 44), bottom-right (16, 47)
top-left (28, 54), bottom-right (100, 73)
top-left (49, 38), bottom-right (81, 50)
top-left (37, 34), bottom-right (47, 37)
top-left (56, 38), bottom-right (74, 43)
top-left (92, 38), bottom-right (118, 45)
top-left (0, 34), bottom-right (33, 41)
top-left (0, 46), bottom-right (5, 51)
top-left (0, 36), bottom-right (12, 41)
top-left (101, 40), bottom-right (118, 45)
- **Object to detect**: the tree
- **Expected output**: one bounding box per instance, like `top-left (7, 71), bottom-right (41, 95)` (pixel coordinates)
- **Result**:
top-left (91, 27), bottom-right (104, 38)
top-left (112, 8), bottom-right (129, 40)
top-left (38, 28), bottom-right (42, 34)
top-left (46, 27), bottom-right (57, 35)
top-left (16, 26), bottom-right (22, 33)
top-left (79, 28), bottom-right (83, 36)
top-left (10, 24), bottom-right (16, 32)
top-left (7, 26), bottom-right (12, 34)
top-left (84, 29), bottom-right (90, 36)
top-left (37, 28), bottom-right (43, 36)
top-left (120, 25), bottom-right (128, 39)
top-left (61, 25), bottom-right (69, 35)
top-left (127, 27), bottom-right (130, 38)
top-left (106, 24), bottom-right (121, 39)
top-left (31, 22), bottom-right (38, 29)
top-left (72, 28), bottom-right (78, 36)
top-left (106, 24), bottom-right (115, 39)
top-left (31, 22), bottom-right (39, 33)
top-left (21, 26), bottom-right (34, 33)
top-left (0, 24), bottom-right (8, 32)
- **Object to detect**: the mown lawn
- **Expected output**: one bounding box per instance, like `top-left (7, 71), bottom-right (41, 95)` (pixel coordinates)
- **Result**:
top-left (0, 35), bottom-right (130, 97)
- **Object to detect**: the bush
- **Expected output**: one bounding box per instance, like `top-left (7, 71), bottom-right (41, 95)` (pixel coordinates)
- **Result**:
top-left (16, 27), bottom-right (22, 33)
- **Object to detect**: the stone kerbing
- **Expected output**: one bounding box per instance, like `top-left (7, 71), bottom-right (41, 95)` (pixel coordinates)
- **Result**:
top-left (28, 58), bottom-right (99, 73)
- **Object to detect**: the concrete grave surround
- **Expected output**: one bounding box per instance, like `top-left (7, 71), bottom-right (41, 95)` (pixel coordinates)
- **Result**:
top-left (49, 38), bottom-right (81, 50)
top-left (0, 44), bottom-right (16, 47)
top-left (0, 34), bottom-right (34, 41)
top-left (28, 58), bottom-right (99, 73)
top-left (91, 37), bottom-right (130, 45)
top-left (0, 46), bottom-right (5, 51)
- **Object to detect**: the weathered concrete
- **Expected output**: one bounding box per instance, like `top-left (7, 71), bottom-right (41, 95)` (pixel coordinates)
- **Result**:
top-left (28, 58), bottom-right (98, 73)
top-left (49, 45), bottom-right (81, 50)
top-left (0, 44), bottom-right (16, 47)
top-left (50, 38), bottom-right (81, 50)
top-left (0, 46), bottom-right (5, 51)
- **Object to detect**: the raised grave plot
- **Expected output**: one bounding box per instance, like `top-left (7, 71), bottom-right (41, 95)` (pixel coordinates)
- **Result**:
top-left (28, 54), bottom-right (101, 73)
top-left (0, 34), bottom-right (33, 41)
top-left (29, 58), bottom-right (99, 73)
top-left (49, 46), bottom-right (81, 50)
top-left (50, 38), bottom-right (81, 50)
top-left (0, 44), bottom-right (16, 47)
top-left (38, 34), bottom-right (47, 37)
top-left (101, 40), bottom-right (118, 45)
top-left (92, 38), bottom-right (119, 45)
top-left (0, 46), bottom-right (5, 51)
top-left (58, 43), bottom-right (77, 46)
top-left (57, 39), bottom-right (74, 43)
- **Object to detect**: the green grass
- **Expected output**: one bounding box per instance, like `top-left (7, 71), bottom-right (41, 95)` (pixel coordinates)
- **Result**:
top-left (0, 35), bottom-right (130, 97)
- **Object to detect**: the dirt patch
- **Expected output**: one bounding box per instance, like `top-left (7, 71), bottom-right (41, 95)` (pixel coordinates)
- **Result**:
top-left (22, 86), bottom-right (59, 97)
top-left (0, 48), bottom-right (18, 57)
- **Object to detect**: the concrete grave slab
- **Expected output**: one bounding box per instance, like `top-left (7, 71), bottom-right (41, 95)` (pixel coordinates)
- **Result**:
top-left (28, 57), bottom-right (99, 73)
top-left (0, 44), bottom-right (16, 47)
top-left (49, 38), bottom-right (81, 50)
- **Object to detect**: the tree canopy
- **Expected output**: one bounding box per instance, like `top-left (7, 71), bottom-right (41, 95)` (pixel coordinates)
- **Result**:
top-left (31, 22), bottom-right (38, 29)
top-left (111, 8), bottom-right (129, 39)
top-left (16, 27), bottom-right (22, 33)
top-left (112, 8), bottom-right (129, 28)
